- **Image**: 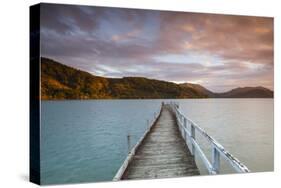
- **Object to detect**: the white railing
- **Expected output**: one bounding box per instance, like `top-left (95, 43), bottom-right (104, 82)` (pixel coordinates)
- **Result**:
top-left (169, 102), bottom-right (250, 174)
top-left (113, 104), bottom-right (163, 181)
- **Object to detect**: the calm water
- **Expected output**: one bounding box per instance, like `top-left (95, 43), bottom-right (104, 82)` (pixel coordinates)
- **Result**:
top-left (41, 99), bottom-right (273, 184)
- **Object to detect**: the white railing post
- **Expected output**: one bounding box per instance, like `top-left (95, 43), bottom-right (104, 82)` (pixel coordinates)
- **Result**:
top-left (190, 124), bottom-right (195, 155)
top-left (211, 145), bottom-right (220, 174)
top-left (183, 118), bottom-right (187, 141)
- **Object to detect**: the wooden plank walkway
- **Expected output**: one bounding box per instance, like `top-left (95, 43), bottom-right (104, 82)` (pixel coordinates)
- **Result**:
top-left (121, 104), bottom-right (199, 180)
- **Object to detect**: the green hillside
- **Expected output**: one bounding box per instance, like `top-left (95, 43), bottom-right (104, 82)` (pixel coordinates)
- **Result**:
top-left (41, 57), bottom-right (273, 99)
top-left (41, 57), bottom-right (207, 99)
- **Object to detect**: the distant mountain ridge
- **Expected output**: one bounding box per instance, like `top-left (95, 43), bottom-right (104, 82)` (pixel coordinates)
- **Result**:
top-left (179, 83), bottom-right (273, 98)
top-left (215, 86), bottom-right (274, 98)
top-left (41, 57), bottom-right (273, 99)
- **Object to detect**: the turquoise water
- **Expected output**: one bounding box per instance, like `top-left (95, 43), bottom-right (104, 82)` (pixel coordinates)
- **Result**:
top-left (177, 99), bottom-right (274, 175)
top-left (41, 99), bottom-right (273, 184)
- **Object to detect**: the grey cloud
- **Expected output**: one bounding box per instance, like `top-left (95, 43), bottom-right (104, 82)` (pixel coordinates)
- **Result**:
top-left (40, 4), bottom-right (273, 92)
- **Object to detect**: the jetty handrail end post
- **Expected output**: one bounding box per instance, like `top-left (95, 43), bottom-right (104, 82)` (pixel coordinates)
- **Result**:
top-left (211, 144), bottom-right (220, 174)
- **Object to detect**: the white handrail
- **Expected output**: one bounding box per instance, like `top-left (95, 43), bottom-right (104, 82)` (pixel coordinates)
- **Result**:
top-left (169, 102), bottom-right (250, 174)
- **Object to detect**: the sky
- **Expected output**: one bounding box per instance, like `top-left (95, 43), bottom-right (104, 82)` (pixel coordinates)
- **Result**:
top-left (40, 3), bottom-right (274, 92)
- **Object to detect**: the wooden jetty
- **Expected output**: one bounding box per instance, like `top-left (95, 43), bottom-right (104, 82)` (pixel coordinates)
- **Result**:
top-left (113, 102), bottom-right (250, 181)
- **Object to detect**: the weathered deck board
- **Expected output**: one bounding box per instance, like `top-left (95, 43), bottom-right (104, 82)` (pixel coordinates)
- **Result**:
top-left (122, 104), bottom-right (199, 180)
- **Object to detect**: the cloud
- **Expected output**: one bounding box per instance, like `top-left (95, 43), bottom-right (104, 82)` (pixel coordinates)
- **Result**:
top-left (40, 4), bottom-right (273, 92)
top-left (156, 12), bottom-right (273, 65)
top-left (41, 4), bottom-right (104, 34)
top-left (111, 29), bottom-right (141, 42)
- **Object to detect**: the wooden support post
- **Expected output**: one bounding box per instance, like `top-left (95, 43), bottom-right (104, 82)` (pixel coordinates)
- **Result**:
top-left (212, 145), bottom-right (220, 174)
top-left (127, 134), bottom-right (131, 154)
